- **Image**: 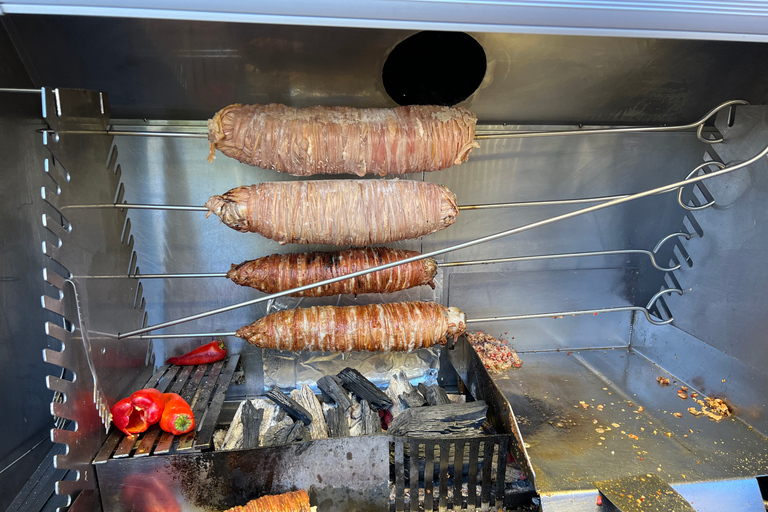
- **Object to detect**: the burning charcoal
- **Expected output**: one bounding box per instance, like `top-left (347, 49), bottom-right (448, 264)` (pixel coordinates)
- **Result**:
top-left (401, 389), bottom-right (427, 409)
top-left (242, 401), bottom-right (264, 449)
top-left (222, 399), bottom-right (279, 451)
top-left (261, 416), bottom-right (294, 446)
top-left (387, 401), bottom-right (488, 437)
top-left (362, 400), bottom-right (383, 435)
top-left (338, 368), bottom-right (393, 410)
top-left (447, 394), bottom-right (467, 404)
top-left (348, 398), bottom-right (364, 437)
top-left (318, 375), bottom-right (352, 410)
top-left (290, 384), bottom-right (329, 440)
top-left (266, 386), bottom-right (312, 425)
top-left (286, 421), bottom-right (312, 443)
top-left (424, 384), bottom-right (451, 406)
top-left (325, 405), bottom-right (351, 438)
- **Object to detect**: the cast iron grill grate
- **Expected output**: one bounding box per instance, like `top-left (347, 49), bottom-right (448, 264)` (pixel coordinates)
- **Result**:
top-left (390, 435), bottom-right (512, 511)
top-left (93, 354), bottom-right (240, 462)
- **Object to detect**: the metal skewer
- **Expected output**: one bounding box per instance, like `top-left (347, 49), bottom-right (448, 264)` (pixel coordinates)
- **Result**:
top-left (117, 141), bottom-right (768, 339)
top-left (129, 288), bottom-right (682, 340)
top-left (38, 99), bottom-right (744, 144)
top-left (78, 231), bottom-right (692, 279)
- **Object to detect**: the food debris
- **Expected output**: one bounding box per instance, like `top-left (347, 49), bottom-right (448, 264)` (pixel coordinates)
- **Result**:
top-left (665, 432), bottom-right (673, 437)
top-left (673, 412), bottom-right (683, 418)
top-left (688, 408), bottom-right (702, 417)
top-left (467, 332), bottom-right (522, 372)
top-left (579, 401), bottom-right (590, 410)
top-left (628, 434), bottom-right (639, 440)
top-left (597, 404), bottom-right (604, 411)
top-left (677, 389), bottom-right (688, 400)
top-left (680, 386), bottom-right (688, 392)
top-left (657, 377), bottom-right (670, 386)
top-left (636, 406), bottom-right (644, 413)
top-left (595, 428), bottom-right (605, 434)
top-left (690, 392), bottom-right (699, 399)
top-left (611, 423), bottom-right (620, 428)
top-left (685, 397), bottom-right (731, 421)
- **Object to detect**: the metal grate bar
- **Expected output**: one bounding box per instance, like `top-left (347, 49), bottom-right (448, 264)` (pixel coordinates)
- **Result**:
top-left (133, 425), bottom-right (162, 457)
top-left (466, 439), bottom-right (480, 512)
top-left (395, 440), bottom-right (405, 512)
top-left (176, 359), bottom-right (225, 451)
top-left (438, 442), bottom-right (449, 512)
top-left (453, 440), bottom-right (465, 510)
top-left (424, 441), bottom-right (434, 511)
top-left (409, 439), bottom-right (419, 512)
top-left (194, 354), bottom-right (240, 450)
top-left (480, 440), bottom-right (494, 507)
top-left (495, 437), bottom-right (509, 503)
top-left (166, 363), bottom-right (210, 453)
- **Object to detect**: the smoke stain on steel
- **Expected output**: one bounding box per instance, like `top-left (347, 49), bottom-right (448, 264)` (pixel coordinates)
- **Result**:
top-left (347, 451), bottom-right (353, 460)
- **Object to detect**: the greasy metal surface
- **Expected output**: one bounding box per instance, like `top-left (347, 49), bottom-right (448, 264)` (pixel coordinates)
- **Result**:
top-left (95, 436), bottom-right (390, 511)
top-left (594, 473), bottom-right (694, 512)
top-left (541, 477), bottom-right (765, 512)
top-left (447, 338), bottom-right (533, 486)
top-left (493, 349), bottom-right (768, 499)
top-left (637, 105), bottom-right (768, 435)
top-left (7, 15), bottom-right (768, 123)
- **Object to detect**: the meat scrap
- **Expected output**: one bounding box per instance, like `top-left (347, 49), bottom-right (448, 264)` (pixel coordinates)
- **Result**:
top-left (208, 103), bottom-right (479, 176)
top-left (206, 180), bottom-right (458, 245)
top-left (237, 301), bottom-right (466, 352)
top-left (656, 376), bottom-right (670, 386)
top-left (222, 489), bottom-right (311, 512)
top-left (466, 331), bottom-right (522, 372)
top-left (227, 247), bottom-right (437, 297)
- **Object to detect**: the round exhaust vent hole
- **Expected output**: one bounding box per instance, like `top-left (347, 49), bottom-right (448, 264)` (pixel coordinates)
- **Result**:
top-left (383, 31), bottom-right (486, 106)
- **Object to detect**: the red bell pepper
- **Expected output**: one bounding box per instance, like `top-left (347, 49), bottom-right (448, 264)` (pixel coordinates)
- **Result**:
top-left (166, 340), bottom-right (226, 366)
top-left (110, 388), bottom-right (165, 437)
top-left (160, 393), bottom-right (195, 435)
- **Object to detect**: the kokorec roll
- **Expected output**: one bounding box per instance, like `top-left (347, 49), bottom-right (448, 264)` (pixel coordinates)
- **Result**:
top-left (236, 301), bottom-right (467, 352)
top-left (228, 247), bottom-right (437, 296)
top-left (207, 103), bottom-right (479, 176)
top-left (222, 490), bottom-right (311, 512)
top-left (205, 180), bottom-right (458, 245)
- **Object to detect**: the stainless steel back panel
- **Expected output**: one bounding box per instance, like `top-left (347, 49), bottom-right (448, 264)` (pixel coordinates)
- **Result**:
top-left (7, 15), bottom-right (768, 123)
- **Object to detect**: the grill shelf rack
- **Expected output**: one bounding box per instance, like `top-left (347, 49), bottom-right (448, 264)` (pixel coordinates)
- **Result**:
top-left (93, 354), bottom-right (240, 463)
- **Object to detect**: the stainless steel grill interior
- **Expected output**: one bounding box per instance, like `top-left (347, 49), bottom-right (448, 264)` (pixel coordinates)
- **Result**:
top-left (3, 10), bottom-right (768, 512)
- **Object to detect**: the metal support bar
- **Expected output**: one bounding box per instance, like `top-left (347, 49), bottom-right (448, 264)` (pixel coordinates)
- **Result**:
top-left (117, 139), bottom-right (768, 339)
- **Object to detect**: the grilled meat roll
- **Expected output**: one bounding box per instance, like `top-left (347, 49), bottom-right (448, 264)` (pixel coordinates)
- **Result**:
top-left (236, 301), bottom-right (466, 352)
top-left (228, 247), bottom-right (437, 296)
top-left (223, 490), bottom-right (311, 512)
top-left (205, 180), bottom-right (458, 245)
top-left (207, 103), bottom-right (479, 176)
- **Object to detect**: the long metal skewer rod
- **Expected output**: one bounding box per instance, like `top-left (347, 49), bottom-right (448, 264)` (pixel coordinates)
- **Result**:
top-left (39, 100), bottom-right (744, 142)
top-left (57, 194), bottom-right (654, 212)
top-left (130, 288), bottom-right (682, 340)
top-left (81, 231), bottom-right (691, 279)
top-left (117, 142), bottom-right (768, 339)
top-left (466, 289), bottom-right (683, 327)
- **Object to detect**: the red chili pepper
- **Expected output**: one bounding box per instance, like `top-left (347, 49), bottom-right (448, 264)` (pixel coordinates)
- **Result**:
top-left (130, 388), bottom-right (165, 425)
top-left (110, 388), bottom-right (165, 436)
top-left (160, 393), bottom-right (195, 435)
top-left (166, 340), bottom-right (227, 365)
top-left (111, 397), bottom-right (149, 436)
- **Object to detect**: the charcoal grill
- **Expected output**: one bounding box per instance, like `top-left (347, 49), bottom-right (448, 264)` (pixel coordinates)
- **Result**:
top-left (4, 6), bottom-right (768, 512)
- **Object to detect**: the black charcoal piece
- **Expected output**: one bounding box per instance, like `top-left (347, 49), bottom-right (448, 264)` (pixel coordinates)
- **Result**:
top-left (266, 386), bottom-right (313, 425)
top-left (318, 375), bottom-right (352, 410)
top-left (361, 400), bottom-right (383, 435)
top-left (424, 384), bottom-right (451, 406)
top-left (286, 421), bottom-right (312, 443)
top-left (338, 368), bottom-right (393, 410)
top-left (387, 401), bottom-right (488, 437)
top-left (242, 401), bottom-right (263, 449)
top-left (325, 406), bottom-right (351, 438)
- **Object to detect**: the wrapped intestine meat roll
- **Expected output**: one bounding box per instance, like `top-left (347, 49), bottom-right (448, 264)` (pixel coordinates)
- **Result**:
top-left (207, 103), bottom-right (479, 176)
top-left (205, 179), bottom-right (458, 245)
top-left (236, 301), bottom-right (467, 352)
top-left (222, 490), bottom-right (311, 512)
top-left (227, 247), bottom-right (437, 297)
